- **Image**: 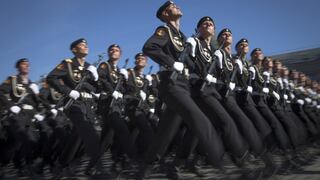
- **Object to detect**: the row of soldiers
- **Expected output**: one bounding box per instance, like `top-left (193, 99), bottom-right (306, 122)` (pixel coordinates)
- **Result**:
top-left (1, 1), bottom-right (320, 179)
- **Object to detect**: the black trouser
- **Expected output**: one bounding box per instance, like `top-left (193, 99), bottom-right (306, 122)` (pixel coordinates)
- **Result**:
top-left (128, 108), bottom-right (154, 157)
top-left (285, 105), bottom-right (308, 145)
top-left (99, 104), bottom-right (136, 161)
top-left (236, 91), bottom-right (272, 140)
top-left (292, 103), bottom-right (318, 137)
top-left (59, 100), bottom-right (100, 168)
top-left (144, 78), bottom-right (224, 168)
top-left (221, 92), bottom-right (264, 156)
top-left (6, 111), bottom-right (38, 168)
top-left (271, 104), bottom-right (301, 148)
top-left (41, 111), bottom-right (70, 167)
top-left (194, 91), bottom-right (248, 158)
top-left (253, 95), bottom-right (291, 150)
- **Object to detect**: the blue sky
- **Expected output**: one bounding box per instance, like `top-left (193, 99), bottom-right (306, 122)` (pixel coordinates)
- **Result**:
top-left (1, 0), bottom-right (320, 81)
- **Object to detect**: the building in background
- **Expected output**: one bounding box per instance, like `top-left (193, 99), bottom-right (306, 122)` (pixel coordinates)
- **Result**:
top-left (272, 48), bottom-right (320, 80)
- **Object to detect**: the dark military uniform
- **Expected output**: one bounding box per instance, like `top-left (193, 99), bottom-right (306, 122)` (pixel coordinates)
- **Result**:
top-left (186, 36), bottom-right (248, 160)
top-left (97, 61), bottom-right (136, 163)
top-left (47, 57), bottom-right (100, 169)
top-left (251, 64), bottom-right (292, 150)
top-left (0, 75), bottom-right (39, 170)
top-left (142, 23), bottom-right (224, 168)
top-left (36, 82), bottom-right (70, 172)
top-left (125, 67), bottom-right (154, 157)
top-left (215, 47), bottom-right (264, 156)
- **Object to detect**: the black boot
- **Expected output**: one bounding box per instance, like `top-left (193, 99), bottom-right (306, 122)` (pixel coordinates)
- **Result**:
top-left (136, 162), bottom-right (153, 180)
top-left (261, 152), bottom-right (279, 178)
top-left (185, 155), bottom-right (206, 177)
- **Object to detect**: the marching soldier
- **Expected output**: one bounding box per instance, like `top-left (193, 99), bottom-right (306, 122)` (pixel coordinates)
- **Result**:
top-left (185, 17), bottom-right (249, 167)
top-left (0, 58), bottom-right (43, 176)
top-left (214, 28), bottom-right (265, 159)
top-left (46, 38), bottom-right (101, 177)
top-left (96, 44), bottom-right (136, 174)
top-left (138, 1), bottom-right (225, 179)
top-left (250, 48), bottom-right (292, 152)
top-left (124, 53), bottom-right (154, 157)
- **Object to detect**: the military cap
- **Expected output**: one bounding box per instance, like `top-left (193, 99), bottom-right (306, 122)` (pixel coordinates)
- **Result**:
top-left (135, 52), bottom-right (147, 59)
top-left (156, 1), bottom-right (174, 21)
top-left (235, 38), bottom-right (249, 48)
top-left (250, 48), bottom-right (262, 56)
top-left (15, 58), bottom-right (29, 68)
top-left (70, 38), bottom-right (87, 50)
top-left (108, 44), bottom-right (121, 51)
top-left (217, 28), bottom-right (232, 39)
top-left (197, 16), bottom-right (214, 28)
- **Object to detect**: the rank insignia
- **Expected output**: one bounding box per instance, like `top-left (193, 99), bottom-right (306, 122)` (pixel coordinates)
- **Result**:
top-left (155, 28), bottom-right (166, 37)
top-left (100, 63), bottom-right (107, 69)
top-left (56, 64), bottom-right (64, 70)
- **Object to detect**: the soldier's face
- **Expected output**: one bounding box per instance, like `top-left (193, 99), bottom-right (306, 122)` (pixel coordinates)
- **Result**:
top-left (73, 42), bottom-right (88, 56)
top-left (198, 21), bottom-right (215, 37)
top-left (219, 32), bottom-right (232, 46)
top-left (282, 68), bottom-right (289, 76)
top-left (135, 56), bottom-right (147, 68)
top-left (108, 47), bottom-right (121, 61)
top-left (252, 51), bottom-right (264, 62)
top-left (164, 3), bottom-right (182, 18)
top-left (18, 61), bottom-right (29, 75)
top-left (236, 42), bottom-right (249, 55)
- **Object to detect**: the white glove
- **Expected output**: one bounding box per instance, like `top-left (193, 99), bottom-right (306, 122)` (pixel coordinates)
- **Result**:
top-left (312, 101), bottom-right (317, 106)
top-left (272, 91), bottom-right (280, 101)
top-left (297, 99), bottom-right (304, 105)
top-left (34, 114), bottom-right (45, 121)
top-left (317, 105), bottom-right (320, 109)
top-left (248, 67), bottom-right (256, 80)
top-left (282, 78), bottom-right (288, 85)
top-left (290, 93), bottom-right (295, 100)
top-left (229, 82), bottom-right (235, 91)
top-left (205, 74), bottom-right (217, 84)
top-left (87, 65), bottom-right (99, 81)
top-left (234, 59), bottom-right (243, 74)
top-left (214, 50), bottom-right (223, 69)
top-left (140, 90), bottom-right (146, 101)
top-left (246, 86), bottom-right (253, 93)
top-left (146, 75), bottom-right (153, 86)
top-left (69, 90), bottom-right (80, 100)
top-left (173, 62), bottom-right (184, 73)
top-left (120, 68), bottom-right (128, 80)
top-left (50, 109), bottom-right (58, 118)
top-left (262, 71), bottom-right (270, 82)
top-left (149, 108), bottom-right (155, 114)
top-left (284, 94), bottom-right (288, 100)
top-left (29, 83), bottom-right (40, 94)
top-left (262, 87), bottom-right (269, 94)
top-left (10, 105), bottom-right (21, 114)
top-left (112, 91), bottom-right (122, 100)
top-left (289, 82), bottom-right (295, 89)
top-left (93, 93), bottom-right (101, 98)
top-left (305, 97), bottom-right (312, 104)
top-left (186, 37), bottom-right (197, 57)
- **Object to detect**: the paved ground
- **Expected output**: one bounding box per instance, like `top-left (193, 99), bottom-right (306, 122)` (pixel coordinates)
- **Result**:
top-left (1, 146), bottom-right (320, 180)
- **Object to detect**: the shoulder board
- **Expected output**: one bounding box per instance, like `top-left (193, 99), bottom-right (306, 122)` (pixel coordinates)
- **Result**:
top-left (155, 26), bottom-right (167, 37)
top-left (3, 77), bottom-right (12, 84)
top-left (64, 58), bottom-right (73, 63)
top-left (99, 62), bottom-right (107, 69)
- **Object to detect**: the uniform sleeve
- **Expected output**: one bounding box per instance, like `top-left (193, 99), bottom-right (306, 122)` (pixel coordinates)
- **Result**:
top-left (0, 77), bottom-right (14, 108)
top-left (143, 26), bottom-right (176, 68)
top-left (46, 61), bottom-right (72, 95)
